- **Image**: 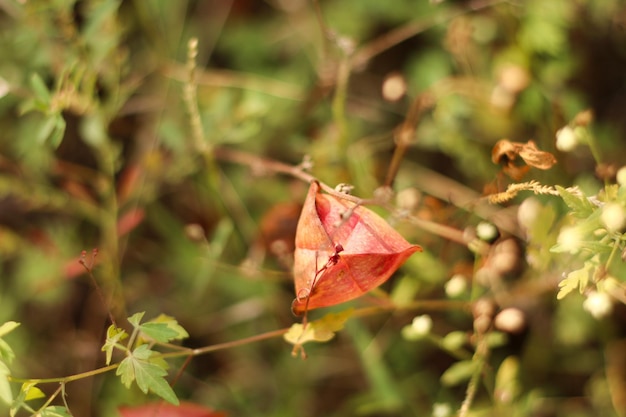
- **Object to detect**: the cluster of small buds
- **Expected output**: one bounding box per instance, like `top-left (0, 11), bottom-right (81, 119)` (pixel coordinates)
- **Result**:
top-left (473, 298), bottom-right (495, 335)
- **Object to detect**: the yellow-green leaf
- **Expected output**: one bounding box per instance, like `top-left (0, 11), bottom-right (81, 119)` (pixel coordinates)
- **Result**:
top-left (284, 309), bottom-right (353, 346)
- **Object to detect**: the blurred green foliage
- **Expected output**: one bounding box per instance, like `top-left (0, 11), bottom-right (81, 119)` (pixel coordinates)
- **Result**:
top-left (1, 0), bottom-right (626, 416)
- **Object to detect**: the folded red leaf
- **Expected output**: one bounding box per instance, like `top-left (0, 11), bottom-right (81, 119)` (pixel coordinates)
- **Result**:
top-left (292, 181), bottom-right (421, 314)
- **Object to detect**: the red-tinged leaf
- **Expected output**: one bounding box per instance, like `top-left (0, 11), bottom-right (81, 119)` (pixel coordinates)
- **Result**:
top-left (117, 164), bottom-right (143, 204)
top-left (118, 401), bottom-right (227, 417)
top-left (117, 208), bottom-right (145, 237)
top-left (292, 181), bottom-right (421, 314)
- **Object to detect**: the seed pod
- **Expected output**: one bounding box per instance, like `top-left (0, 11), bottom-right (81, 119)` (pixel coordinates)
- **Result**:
top-left (292, 181), bottom-right (421, 315)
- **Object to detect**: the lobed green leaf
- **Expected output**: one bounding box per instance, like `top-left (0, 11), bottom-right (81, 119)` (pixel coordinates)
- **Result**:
top-left (556, 186), bottom-right (594, 218)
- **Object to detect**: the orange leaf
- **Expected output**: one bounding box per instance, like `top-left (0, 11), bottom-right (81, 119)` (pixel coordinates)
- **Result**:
top-left (292, 181), bottom-right (421, 314)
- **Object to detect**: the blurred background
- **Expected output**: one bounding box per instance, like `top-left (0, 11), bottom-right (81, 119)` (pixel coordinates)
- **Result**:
top-left (1, 0), bottom-right (626, 416)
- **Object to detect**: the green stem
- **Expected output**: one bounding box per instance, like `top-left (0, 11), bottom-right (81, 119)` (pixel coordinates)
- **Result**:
top-left (8, 328), bottom-right (289, 386)
top-left (332, 52), bottom-right (352, 155)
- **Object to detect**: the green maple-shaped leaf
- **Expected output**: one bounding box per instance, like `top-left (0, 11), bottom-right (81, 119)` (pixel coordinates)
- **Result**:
top-left (556, 186), bottom-right (594, 218)
top-left (102, 324), bottom-right (128, 365)
top-left (557, 258), bottom-right (596, 300)
top-left (116, 345), bottom-right (178, 405)
top-left (10, 382), bottom-right (45, 417)
top-left (127, 312), bottom-right (146, 328)
top-left (139, 315), bottom-right (189, 343)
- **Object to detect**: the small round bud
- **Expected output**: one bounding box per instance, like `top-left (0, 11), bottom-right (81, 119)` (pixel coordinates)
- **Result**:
top-left (601, 203), bottom-right (625, 233)
top-left (476, 222), bottom-right (498, 241)
top-left (382, 72), bottom-right (408, 102)
top-left (185, 223), bottom-right (206, 241)
top-left (445, 274), bottom-right (468, 297)
top-left (411, 314), bottom-right (433, 335)
top-left (432, 403), bottom-right (453, 417)
top-left (494, 308), bottom-right (526, 333)
top-left (401, 315), bottom-right (433, 340)
top-left (556, 126), bottom-right (578, 152)
top-left (396, 188), bottom-right (421, 211)
top-left (473, 298), bottom-right (496, 319)
top-left (583, 292), bottom-right (613, 319)
top-left (517, 197), bottom-right (541, 232)
top-left (556, 226), bottom-right (582, 254)
top-left (499, 65), bottom-right (529, 94)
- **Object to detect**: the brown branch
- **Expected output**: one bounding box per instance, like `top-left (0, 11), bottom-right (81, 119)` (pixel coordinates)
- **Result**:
top-left (214, 147), bottom-right (472, 247)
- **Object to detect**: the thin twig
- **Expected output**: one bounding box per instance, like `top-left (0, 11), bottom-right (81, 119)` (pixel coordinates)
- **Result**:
top-left (384, 93), bottom-right (434, 188)
top-left (352, 0), bottom-right (513, 69)
top-left (214, 147), bottom-right (476, 247)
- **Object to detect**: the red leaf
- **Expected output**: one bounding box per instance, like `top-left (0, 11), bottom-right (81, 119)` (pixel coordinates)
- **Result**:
top-left (118, 401), bottom-right (227, 417)
top-left (292, 181), bottom-right (421, 314)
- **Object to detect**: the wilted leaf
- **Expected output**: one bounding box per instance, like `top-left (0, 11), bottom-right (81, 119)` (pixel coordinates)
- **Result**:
top-left (492, 139), bottom-right (556, 180)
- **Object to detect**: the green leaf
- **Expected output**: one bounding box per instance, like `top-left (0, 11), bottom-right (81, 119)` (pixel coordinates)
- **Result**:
top-left (441, 331), bottom-right (468, 351)
top-left (134, 361), bottom-right (179, 405)
top-left (47, 116), bottom-right (66, 148)
top-left (0, 321), bottom-right (19, 365)
top-left (557, 260), bottom-right (595, 300)
top-left (21, 382), bottom-right (45, 401)
top-left (140, 315), bottom-right (189, 343)
top-left (556, 186), bottom-right (594, 218)
top-left (128, 312), bottom-right (146, 328)
top-left (0, 322), bottom-right (20, 338)
top-left (494, 356), bottom-right (520, 405)
top-left (441, 360), bottom-right (479, 386)
top-left (101, 324), bottom-right (128, 365)
top-left (116, 345), bottom-right (179, 405)
top-left (284, 309), bottom-right (353, 346)
top-left (0, 361), bottom-right (12, 405)
top-left (29, 73), bottom-right (52, 104)
top-left (36, 405), bottom-right (73, 417)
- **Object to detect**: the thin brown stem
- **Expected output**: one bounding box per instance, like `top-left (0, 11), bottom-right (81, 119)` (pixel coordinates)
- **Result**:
top-left (214, 147), bottom-right (476, 247)
top-left (384, 93), bottom-right (434, 188)
top-left (352, 0), bottom-right (513, 69)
